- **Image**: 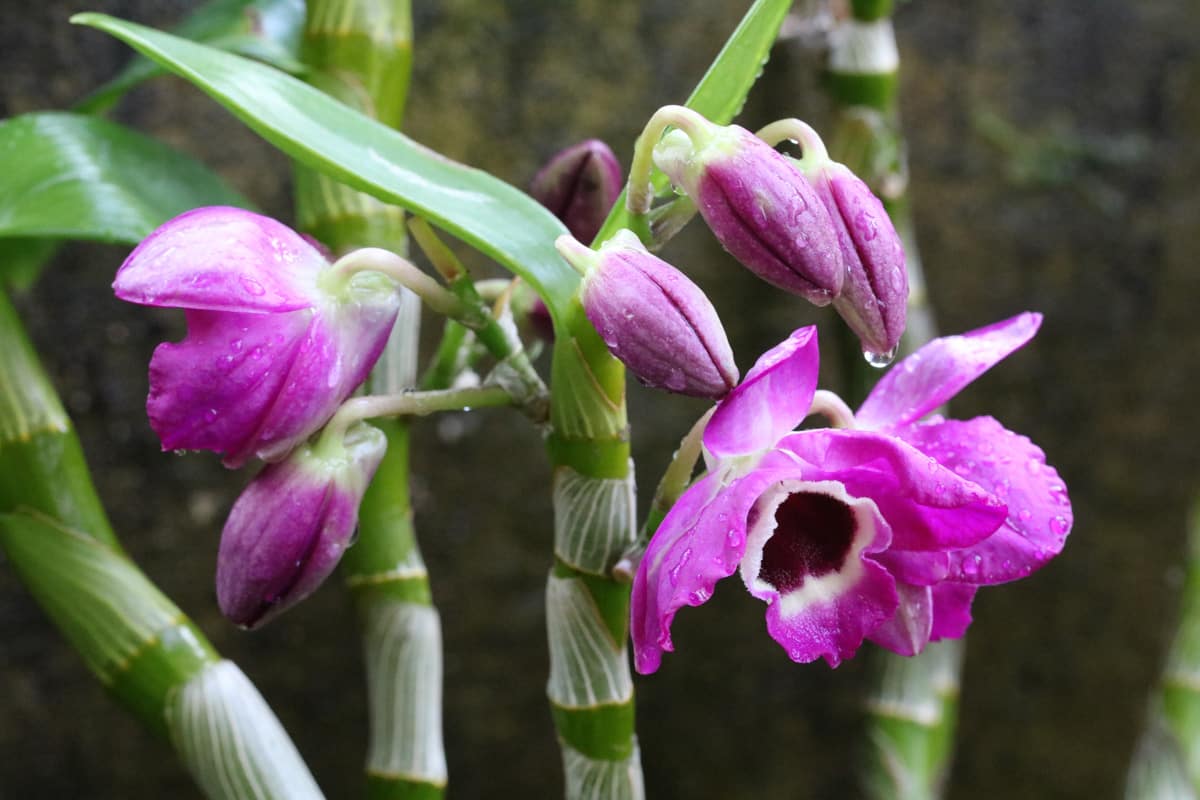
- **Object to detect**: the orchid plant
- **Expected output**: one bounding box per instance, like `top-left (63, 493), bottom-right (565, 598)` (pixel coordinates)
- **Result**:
top-left (0, 1), bottom-right (1078, 799)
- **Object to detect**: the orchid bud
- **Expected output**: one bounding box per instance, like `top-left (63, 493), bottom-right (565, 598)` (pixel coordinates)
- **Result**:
top-left (785, 137), bottom-right (908, 361)
top-left (530, 139), bottom-right (623, 245)
top-left (216, 422), bottom-right (387, 628)
top-left (114, 207), bottom-right (400, 468)
top-left (557, 231), bottom-right (738, 399)
top-left (651, 113), bottom-right (844, 305)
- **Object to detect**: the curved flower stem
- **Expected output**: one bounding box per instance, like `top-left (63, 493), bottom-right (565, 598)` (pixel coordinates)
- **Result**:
top-left (808, 389), bottom-right (857, 429)
top-left (626, 104), bottom-right (712, 218)
top-left (332, 247), bottom-right (467, 318)
top-left (322, 384), bottom-right (515, 449)
top-left (755, 117), bottom-right (830, 163)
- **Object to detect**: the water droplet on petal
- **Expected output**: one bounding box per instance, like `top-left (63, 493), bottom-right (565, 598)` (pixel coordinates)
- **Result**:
top-left (1050, 515), bottom-right (1070, 536)
top-left (863, 346), bottom-right (898, 368)
top-left (239, 276), bottom-right (266, 296)
top-left (668, 547), bottom-right (693, 587)
top-left (1019, 508), bottom-right (1033, 521)
top-left (204, 408), bottom-right (219, 422)
top-left (961, 553), bottom-right (982, 578)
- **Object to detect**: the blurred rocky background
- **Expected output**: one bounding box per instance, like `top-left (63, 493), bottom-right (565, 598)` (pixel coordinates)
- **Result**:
top-left (2, 1), bottom-right (1198, 797)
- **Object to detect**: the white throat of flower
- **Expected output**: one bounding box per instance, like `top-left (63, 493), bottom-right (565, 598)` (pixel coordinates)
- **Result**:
top-left (739, 479), bottom-right (880, 619)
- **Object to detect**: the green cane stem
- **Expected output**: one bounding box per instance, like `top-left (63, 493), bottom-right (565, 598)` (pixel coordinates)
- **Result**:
top-left (0, 290), bottom-right (322, 798)
top-left (1126, 498), bottom-right (1200, 797)
top-left (294, 2), bottom-right (448, 796)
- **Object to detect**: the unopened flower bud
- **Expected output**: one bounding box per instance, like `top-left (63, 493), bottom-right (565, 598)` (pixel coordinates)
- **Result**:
top-left (784, 132), bottom-right (908, 360)
top-left (557, 231), bottom-right (739, 399)
top-left (216, 422), bottom-right (387, 628)
top-left (530, 139), bottom-right (623, 245)
top-left (650, 109), bottom-right (843, 305)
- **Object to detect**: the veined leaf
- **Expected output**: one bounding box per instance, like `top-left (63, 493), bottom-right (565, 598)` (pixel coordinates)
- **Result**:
top-left (0, 112), bottom-right (249, 286)
top-left (76, 0), bottom-right (306, 114)
top-left (71, 13), bottom-right (579, 321)
top-left (72, 1), bottom-right (790, 319)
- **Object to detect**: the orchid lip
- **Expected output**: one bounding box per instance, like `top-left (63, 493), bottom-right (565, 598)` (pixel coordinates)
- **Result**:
top-left (740, 479), bottom-right (886, 618)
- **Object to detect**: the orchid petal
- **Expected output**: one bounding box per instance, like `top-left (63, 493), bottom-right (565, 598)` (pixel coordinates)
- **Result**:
top-left (895, 416), bottom-right (1072, 584)
top-left (868, 582), bottom-right (933, 657)
top-left (632, 462), bottom-right (798, 674)
top-left (856, 312), bottom-right (1042, 430)
top-left (224, 294), bottom-right (399, 466)
top-left (114, 206), bottom-right (325, 313)
top-left (147, 308), bottom-right (312, 459)
top-left (776, 429), bottom-right (1007, 552)
top-left (704, 326), bottom-right (819, 459)
top-left (930, 583), bottom-right (977, 641)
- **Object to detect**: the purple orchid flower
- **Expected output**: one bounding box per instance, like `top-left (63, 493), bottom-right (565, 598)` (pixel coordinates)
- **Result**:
top-left (114, 206), bottom-right (400, 468)
top-left (631, 312), bottom-right (1071, 672)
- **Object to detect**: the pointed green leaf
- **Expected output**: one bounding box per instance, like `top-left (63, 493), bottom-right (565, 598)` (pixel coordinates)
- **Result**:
top-left (0, 111), bottom-right (249, 243)
top-left (76, 0), bottom-right (306, 114)
top-left (71, 13), bottom-right (579, 321)
top-left (0, 112), bottom-right (249, 286)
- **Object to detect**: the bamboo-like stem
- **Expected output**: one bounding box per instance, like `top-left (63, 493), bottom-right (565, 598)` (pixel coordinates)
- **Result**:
top-left (0, 291), bottom-right (322, 798)
top-left (294, 2), bottom-right (448, 797)
top-left (819, 6), bottom-right (958, 797)
top-left (1126, 498), bottom-right (1200, 798)
top-left (544, 299), bottom-right (642, 798)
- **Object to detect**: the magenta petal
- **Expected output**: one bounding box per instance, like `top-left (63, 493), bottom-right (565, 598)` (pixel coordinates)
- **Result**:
top-left (704, 326), bottom-right (820, 458)
top-left (147, 308), bottom-right (312, 459)
top-left (896, 416), bottom-right (1073, 583)
top-left (632, 464), bottom-right (797, 674)
top-left (776, 429), bottom-right (1007, 552)
top-left (930, 583), bottom-right (977, 641)
top-left (868, 582), bottom-right (932, 657)
top-left (224, 297), bottom-right (399, 466)
top-left (856, 313), bottom-right (1043, 430)
top-left (762, 554), bottom-right (897, 667)
top-left (114, 206), bottom-right (325, 313)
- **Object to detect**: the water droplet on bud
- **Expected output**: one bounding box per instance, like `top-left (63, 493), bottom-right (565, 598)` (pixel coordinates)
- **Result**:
top-left (863, 346), bottom-right (898, 368)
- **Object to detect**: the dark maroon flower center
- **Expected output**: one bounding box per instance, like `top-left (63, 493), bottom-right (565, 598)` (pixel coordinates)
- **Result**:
top-left (758, 491), bottom-right (856, 594)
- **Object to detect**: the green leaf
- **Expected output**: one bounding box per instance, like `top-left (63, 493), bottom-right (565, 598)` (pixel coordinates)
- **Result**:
top-left (71, 13), bottom-right (579, 322)
top-left (0, 112), bottom-right (249, 286)
top-left (76, 0), bottom-right (306, 114)
top-left (593, 0), bottom-right (792, 243)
